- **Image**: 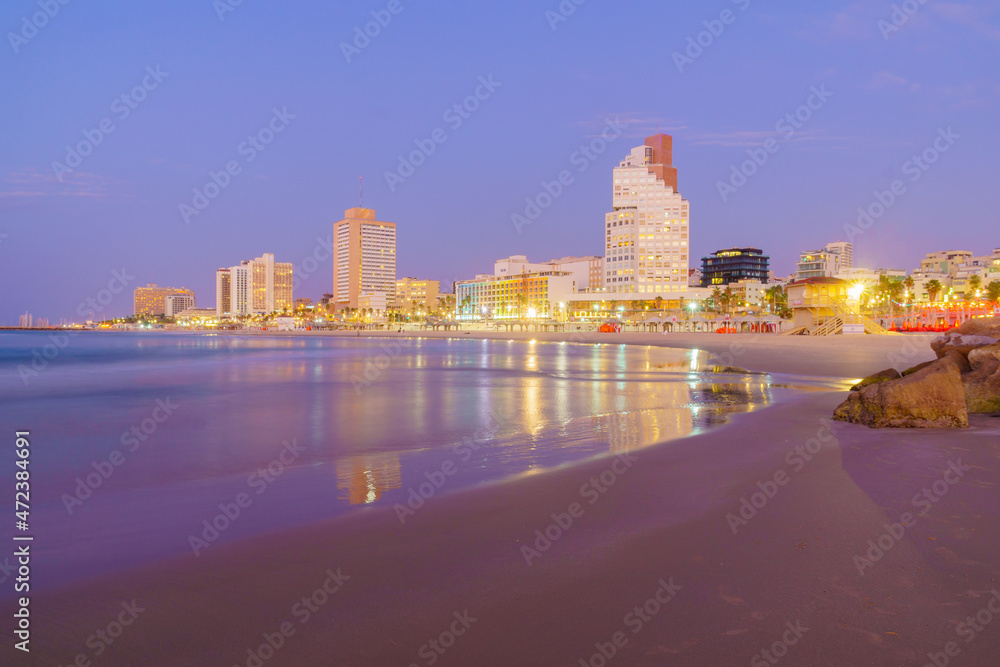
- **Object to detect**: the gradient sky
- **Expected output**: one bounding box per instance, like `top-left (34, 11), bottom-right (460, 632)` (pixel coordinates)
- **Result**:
top-left (2, 0), bottom-right (998, 323)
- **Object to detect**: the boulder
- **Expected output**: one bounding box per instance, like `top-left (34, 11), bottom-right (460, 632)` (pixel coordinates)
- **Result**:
top-left (834, 355), bottom-right (969, 428)
top-left (930, 333), bottom-right (999, 359)
top-left (902, 360), bottom-right (935, 377)
top-left (963, 343), bottom-right (1000, 414)
top-left (851, 368), bottom-right (901, 391)
top-left (952, 316), bottom-right (1000, 339)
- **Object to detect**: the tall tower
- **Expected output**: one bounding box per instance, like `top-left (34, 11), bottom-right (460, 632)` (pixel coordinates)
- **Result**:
top-left (332, 207), bottom-right (397, 308)
top-left (604, 134), bottom-right (690, 294)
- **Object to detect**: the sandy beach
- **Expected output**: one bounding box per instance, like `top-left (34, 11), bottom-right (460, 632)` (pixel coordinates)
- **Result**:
top-left (20, 332), bottom-right (1000, 666)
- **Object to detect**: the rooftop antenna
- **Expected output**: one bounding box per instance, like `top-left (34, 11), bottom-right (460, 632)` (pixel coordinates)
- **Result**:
top-left (359, 176), bottom-right (363, 208)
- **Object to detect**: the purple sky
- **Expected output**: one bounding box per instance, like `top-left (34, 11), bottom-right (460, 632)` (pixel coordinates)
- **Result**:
top-left (2, 0), bottom-right (998, 323)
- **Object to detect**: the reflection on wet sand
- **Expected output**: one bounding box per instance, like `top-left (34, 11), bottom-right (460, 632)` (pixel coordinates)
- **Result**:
top-left (336, 452), bottom-right (403, 505)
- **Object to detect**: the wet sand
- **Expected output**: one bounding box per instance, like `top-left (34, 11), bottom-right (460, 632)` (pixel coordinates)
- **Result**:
top-left (18, 333), bottom-right (1000, 666)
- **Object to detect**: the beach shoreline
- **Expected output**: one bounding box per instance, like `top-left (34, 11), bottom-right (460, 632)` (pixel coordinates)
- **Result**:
top-left (16, 333), bottom-right (1000, 666)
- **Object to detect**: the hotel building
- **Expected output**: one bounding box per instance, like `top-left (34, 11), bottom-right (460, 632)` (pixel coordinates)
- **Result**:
top-left (217, 253), bottom-right (293, 317)
top-left (333, 207), bottom-right (397, 309)
top-left (134, 284), bottom-right (195, 317)
top-left (215, 269), bottom-right (232, 317)
top-left (605, 134), bottom-right (690, 295)
top-left (395, 278), bottom-right (440, 315)
top-left (494, 255), bottom-right (604, 292)
top-left (455, 271), bottom-right (577, 320)
top-left (164, 293), bottom-right (196, 318)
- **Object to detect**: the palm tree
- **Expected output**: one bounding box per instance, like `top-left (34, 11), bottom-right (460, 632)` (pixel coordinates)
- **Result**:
top-left (711, 287), bottom-right (723, 314)
top-left (967, 274), bottom-right (982, 299)
top-left (723, 286), bottom-right (735, 315)
top-left (926, 279), bottom-right (943, 304)
top-left (654, 296), bottom-right (664, 312)
top-left (459, 295), bottom-right (472, 318)
top-left (515, 292), bottom-right (528, 319)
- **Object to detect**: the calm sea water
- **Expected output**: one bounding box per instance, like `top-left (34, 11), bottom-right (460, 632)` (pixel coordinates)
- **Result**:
top-left (0, 332), bottom-right (796, 592)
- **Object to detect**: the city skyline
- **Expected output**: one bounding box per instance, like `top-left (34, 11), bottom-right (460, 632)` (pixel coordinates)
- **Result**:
top-left (3, 0), bottom-right (998, 323)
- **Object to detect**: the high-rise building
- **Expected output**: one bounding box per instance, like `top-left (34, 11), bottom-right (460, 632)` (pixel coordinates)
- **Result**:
top-left (700, 248), bottom-right (770, 286)
top-left (332, 207), bottom-right (397, 309)
top-left (221, 254), bottom-right (293, 317)
top-left (164, 294), bottom-right (196, 318)
top-left (825, 241), bottom-right (853, 270)
top-left (249, 253), bottom-right (293, 314)
top-left (215, 268), bottom-right (232, 317)
top-left (604, 134), bottom-right (690, 294)
top-left (395, 278), bottom-right (440, 315)
top-left (18, 312), bottom-right (32, 328)
top-left (134, 284), bottom-right (195, 317)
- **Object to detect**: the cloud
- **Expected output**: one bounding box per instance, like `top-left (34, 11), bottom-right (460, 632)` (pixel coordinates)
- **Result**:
top-left (932, 2), bottom-right (1000, 40)
top-left (866, 70), bottom-right (922, 92)
top-left (570, 113), bottom-right (689, 139)
top-left (0, 168), bottom-right (122, 204)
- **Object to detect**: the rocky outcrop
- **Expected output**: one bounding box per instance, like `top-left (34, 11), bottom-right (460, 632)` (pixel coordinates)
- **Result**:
top-left (850, 368), bottom-right (900, 391)
top-left (836, 317), bottom-right (1000, 427)
top-left (834, 355), bottom-right (969, 428)
top-left (964, 343), bottom-right (1000, 414)
top-left (931, 333), bottom-right (999, 358)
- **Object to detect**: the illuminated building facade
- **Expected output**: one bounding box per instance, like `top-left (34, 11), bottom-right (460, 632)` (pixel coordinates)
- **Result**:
top-left (455, 271), bottom-right (576, 320)
top-left (605, 134), bottom-right (690, 295)
top-left (134, 284), bottom-right (195, 317)
top-left (333, 207), bottom-right (397, 309)
top-left (700, 248), bottom-right (770, 286)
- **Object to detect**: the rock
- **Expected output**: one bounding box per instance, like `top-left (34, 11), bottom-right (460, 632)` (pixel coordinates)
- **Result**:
top-left (902, 360), bottom-right (935, 377)
top-left (952, 316), bottom-right (1000, 339)
top-left (834, 355), bottom-right (969, 428)
top-left (851, 368), bottom-right (901, 391)
top-left (930, 333), bottom-right (999, 359)
top-left (963, 343), bottom-right (1000, 414)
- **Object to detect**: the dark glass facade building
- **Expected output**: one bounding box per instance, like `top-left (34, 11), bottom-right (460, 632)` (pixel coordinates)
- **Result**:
top-left (700, 248), bottom-right (770, 286)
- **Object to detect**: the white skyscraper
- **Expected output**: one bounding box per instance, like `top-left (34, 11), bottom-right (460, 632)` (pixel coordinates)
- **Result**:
top-left (605, 134), bottom-right (690, 294)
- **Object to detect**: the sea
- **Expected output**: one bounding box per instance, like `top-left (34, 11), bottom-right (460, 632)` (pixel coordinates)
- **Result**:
top-left (0, 331), bottom-right (796, 593)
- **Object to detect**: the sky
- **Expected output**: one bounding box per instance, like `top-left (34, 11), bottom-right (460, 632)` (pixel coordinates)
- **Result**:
top-left (1, 0), bottom-right (998, 323)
